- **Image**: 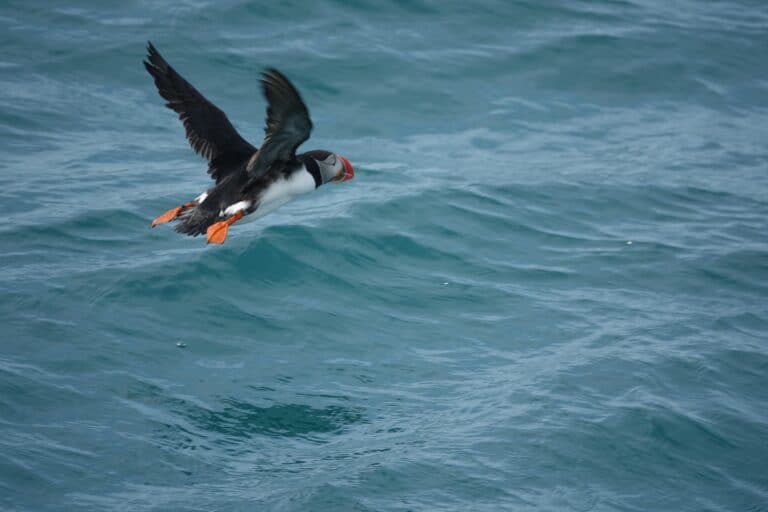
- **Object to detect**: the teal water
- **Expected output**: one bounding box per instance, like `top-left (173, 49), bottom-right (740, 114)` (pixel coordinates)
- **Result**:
top-left (2, 1), bottom-right (768, 510)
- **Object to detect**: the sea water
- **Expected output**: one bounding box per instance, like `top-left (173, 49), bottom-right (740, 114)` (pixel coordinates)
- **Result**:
top-left (1, 1), bottom-right (767, 510)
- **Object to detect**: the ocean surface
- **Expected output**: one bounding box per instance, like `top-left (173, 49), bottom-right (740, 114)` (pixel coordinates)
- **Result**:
top-left (1, 1), bottom-right (767, 510)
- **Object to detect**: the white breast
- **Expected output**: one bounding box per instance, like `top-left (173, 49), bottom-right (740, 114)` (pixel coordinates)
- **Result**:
top-left (222, 168), bottom-right (316, 222)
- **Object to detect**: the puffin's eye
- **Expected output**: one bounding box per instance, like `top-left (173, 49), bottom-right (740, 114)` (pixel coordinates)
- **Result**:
top-left (325, 154), bottom-right (337, 166)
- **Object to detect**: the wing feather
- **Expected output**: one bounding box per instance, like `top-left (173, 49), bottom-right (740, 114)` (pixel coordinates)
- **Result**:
top-left (143, 42), bottom-right (256, 183)
top-left (245, 68), bottom-right (312, 179)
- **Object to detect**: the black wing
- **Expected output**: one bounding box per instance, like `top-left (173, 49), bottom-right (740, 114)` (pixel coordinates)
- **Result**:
top-left (143, 42), bottom-right (256, 183)
top-left (245, 68), bottom-right (313, 178)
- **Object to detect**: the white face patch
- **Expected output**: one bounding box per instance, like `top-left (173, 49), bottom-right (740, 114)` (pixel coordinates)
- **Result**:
top-left (318, 154), bottom-right (344, 183)
top-left (332, 157), bottom-right (344, 178)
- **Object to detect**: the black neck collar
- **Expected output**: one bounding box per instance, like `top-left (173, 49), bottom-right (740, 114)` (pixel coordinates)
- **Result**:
top-left (303, 157), bottom-right (322, 188)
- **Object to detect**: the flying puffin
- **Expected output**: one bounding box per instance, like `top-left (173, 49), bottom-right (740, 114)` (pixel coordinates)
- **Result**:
top-left (144, 42), bottom-right (354, 244)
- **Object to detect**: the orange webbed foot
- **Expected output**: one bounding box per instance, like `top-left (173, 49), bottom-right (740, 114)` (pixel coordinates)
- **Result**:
top-left (151, 201), bottom-right (195, 228)
top-left (206, 220), bottom-right (230, 244)
top-left (151, 206), bottom-right (184, 228)
top-left (206, 211), bottom-right (244, 245)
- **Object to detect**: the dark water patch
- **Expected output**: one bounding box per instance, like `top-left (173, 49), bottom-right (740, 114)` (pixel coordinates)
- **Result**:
top-left (712, 311), bottom-right (768, 342)
top-left (117, 386), bottom-right (367, 459)
top-left (184, 398), bottom-right (364, 443)
top-left (688, 249), bottom-right (768, 297)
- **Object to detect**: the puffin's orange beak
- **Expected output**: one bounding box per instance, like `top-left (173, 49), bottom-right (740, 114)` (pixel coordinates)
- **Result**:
top-left (338, 156), bottom-right (354, 182)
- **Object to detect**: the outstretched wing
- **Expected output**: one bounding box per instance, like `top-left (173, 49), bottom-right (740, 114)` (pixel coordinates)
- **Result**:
top-left (143, 42), bottom-right (256, 183)
top-left (246, 68), bottom-right (312, 178)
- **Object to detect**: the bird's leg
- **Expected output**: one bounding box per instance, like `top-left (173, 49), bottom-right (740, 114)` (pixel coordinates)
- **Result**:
top-left (151, 201), bottom-right (196, 228)
top-left (206, 210), bottom-right (244, 245)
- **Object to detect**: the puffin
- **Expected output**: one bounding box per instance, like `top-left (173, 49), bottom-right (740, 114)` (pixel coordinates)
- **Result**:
top-left (143, 42), bottom-right (355, 244)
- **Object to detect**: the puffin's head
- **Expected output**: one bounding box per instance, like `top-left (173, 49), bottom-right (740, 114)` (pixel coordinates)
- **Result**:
top-left (306, 150), bottom-right (355, 185)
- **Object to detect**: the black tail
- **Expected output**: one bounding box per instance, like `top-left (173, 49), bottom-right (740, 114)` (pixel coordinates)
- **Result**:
top-left (174, 205), bottom-right (219, 236)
